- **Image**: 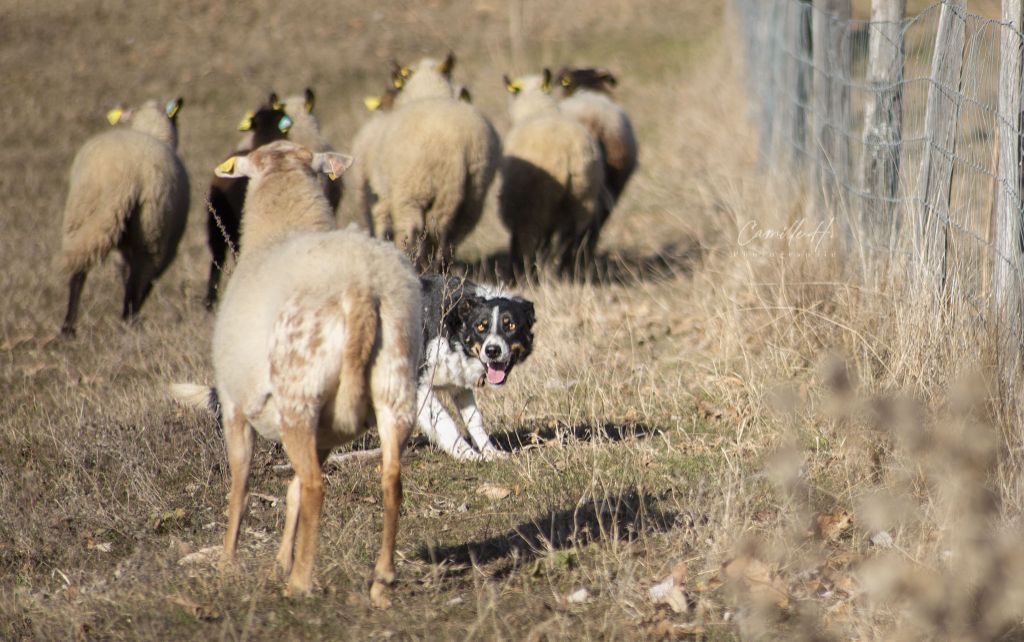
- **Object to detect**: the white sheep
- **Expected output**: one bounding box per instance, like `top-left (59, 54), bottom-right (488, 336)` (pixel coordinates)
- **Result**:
top-left (278, 88), bottom-right (343, 212)
top-left (390, 53), bottom-right (457, 107)
top-left (58, 98), bottom-right (190, 336)
top-left (369, 54), bottom-right (500, 270)
top-left (498, 70), bottom-right (604, 278)
top-left (556, 67), bottom-right (638, 207)
top-left (197, 140), bottom-right (421, 605)
top-left (342, 87), bottom-right (399, 233)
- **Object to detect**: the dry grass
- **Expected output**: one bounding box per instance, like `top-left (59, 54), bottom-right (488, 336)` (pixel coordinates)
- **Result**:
top-left (3, 0), bottom-right (1024, 640)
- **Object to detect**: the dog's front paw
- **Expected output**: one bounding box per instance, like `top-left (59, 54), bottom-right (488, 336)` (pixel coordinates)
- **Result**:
top-left (450, 442), bottom-right (483, 461)
top-left (480, 446), bottom-right (508, 461)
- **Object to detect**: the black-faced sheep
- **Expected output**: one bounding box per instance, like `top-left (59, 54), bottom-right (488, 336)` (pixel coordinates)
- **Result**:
top-left (206, 141), bottom-right (419, 605)
top-left (204, 102), bottom-right (293, 309)
top-left (556, 67), bottom-right (638, 206)
top-left (368, 54), bottom-right (500, 270)
top-left (499, 70), bottom-right (604, 278)
top-left (58, 98), bottom-right (189, 336)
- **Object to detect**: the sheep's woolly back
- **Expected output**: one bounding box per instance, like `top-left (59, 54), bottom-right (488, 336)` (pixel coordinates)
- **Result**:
top-left (499, 85), bottom-right (604, 246)
top-left (370, 97), bottom-right (500, 252)
top-left (59, 128), bottom-right (189, 276)
top-left (237, 142), bottom-right (337, 256)
top-left (559, 90), bottom-right (638, 199)
top-left (212, 227), bottom-right (422, 446)
top-left (394, 58), bottom-right (456, 107)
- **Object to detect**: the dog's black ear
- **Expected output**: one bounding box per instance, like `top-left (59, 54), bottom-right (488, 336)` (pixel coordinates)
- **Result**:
top-left (442, 291), bottom-right (481, 335)
top-left (522, 300), bottom-right (536, 327)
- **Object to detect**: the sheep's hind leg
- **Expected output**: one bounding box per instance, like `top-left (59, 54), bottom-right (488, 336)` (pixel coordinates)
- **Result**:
top-left (370, 404), bottom-right (410, 609)
top-left (122, 258), bottom-right (158, 322)
top-left (221, 403), bottom-right (254, 574)
top-left (276, 448), bottom-right (330, 579)
top-left (60, 271), bottom-right (87, 337)
top-left (279, 413), bottom-right (324, 597)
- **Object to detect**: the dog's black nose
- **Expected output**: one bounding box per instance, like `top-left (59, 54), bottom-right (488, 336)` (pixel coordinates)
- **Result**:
top-left (485, 345), bottom-right (501, 359)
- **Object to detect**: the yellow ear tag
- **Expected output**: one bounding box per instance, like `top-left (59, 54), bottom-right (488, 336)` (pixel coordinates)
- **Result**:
top-left (392, 77), bottom-right (404, 89)
top-left (364, 96), bottom-right (382, 111)
top-left (401, 67), bottom-right (411, 78)
top-left (237, 112), bottom-right (254, 131)
top-left (561, 75), bottom-right (571, 87)
top-left (216, 157), bottom-right (237, 175)
top-left (106, 108), bottom-right (124, 125)
top-left (507, 81), bottom-right (522, 94)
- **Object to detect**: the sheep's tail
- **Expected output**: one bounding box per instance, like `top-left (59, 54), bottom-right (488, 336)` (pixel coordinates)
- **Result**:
top-left (337, 286), bottom-right (379, 431)
top-left (168, 382), bottom-right (222, 420)
top-left (58, 178), bottom-right (138, 277)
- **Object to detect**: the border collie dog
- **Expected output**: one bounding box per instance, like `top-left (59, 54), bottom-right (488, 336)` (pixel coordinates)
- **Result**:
top-left (418, 276), bottom-right (535, 460)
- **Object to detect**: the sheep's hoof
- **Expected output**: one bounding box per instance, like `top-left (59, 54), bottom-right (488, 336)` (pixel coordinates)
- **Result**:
top-left (369, 580), bottom-right (392, 609)
top-left (283, 578), bottom-right (313, 598)
top-left (59, 324), bottom-right (76, 338)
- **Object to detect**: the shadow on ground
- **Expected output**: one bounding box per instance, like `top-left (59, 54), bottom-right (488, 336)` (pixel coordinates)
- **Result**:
top-left (491, 421), bottom-right (663, 453)
top-left (417, 488), bottom-right (678, 575)
top-left (460, 238), bottom-right (703, 286)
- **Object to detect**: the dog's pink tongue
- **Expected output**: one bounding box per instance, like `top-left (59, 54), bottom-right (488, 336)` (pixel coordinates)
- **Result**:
top-left (486, 364), bottom-right (507, 385)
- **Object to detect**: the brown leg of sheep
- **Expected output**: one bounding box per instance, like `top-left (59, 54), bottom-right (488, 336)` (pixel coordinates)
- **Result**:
top-left (221, 405), bottom-right (253, 573)
top-left (61, 271), bottom-right (87, 337)
top-left (370, 408), bottom-right (406, 609)
top-left (275, 449), bottom-right (330, 579)
top-left (279, 412), bottom-right (324, 597)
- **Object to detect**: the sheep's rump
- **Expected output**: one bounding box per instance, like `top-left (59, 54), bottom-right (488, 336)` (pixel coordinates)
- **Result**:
top-left (499, 114), bottom-right (603, 235)
top-left (559, 92), bottom-right (637, 200)
top-left (372, 98), bottom-right (499, 246)
top-left (60, 129), bottom-right (189, 276)
top-left (212, 228), bottom-right (422, 443)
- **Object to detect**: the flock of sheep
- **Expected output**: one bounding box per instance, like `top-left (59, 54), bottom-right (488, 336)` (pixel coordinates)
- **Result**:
top-left (52, 54), bottom-right (638, 603)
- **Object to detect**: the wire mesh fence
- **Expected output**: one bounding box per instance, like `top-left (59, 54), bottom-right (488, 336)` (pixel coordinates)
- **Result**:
top-left (732, 0), bottom-right (1023, 315)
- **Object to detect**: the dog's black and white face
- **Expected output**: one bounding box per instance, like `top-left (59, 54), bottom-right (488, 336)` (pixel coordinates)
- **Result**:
top-left (450, 295), bottom-right (535, 386)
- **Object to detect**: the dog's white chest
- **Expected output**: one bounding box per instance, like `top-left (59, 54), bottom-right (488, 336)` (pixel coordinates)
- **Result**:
top-left (421, 337), bottom-right (484, 390)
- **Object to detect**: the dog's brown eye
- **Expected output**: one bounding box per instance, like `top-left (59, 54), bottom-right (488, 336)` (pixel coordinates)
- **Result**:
top-left (476, 322), bottom-right (487, 333)
top-left (508, 321), bottom-right (516, 331)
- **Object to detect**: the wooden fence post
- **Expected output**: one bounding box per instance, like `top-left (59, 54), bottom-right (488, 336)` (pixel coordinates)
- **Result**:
top-left (812, 0), bottom-right (853, 223)
top-left (995, 0), bottom-right (1024, 388)
top-left (860, 0), bottom-right (907, 256)
top-left (916, 0), bottom-right (967, 289)
top-left (771, 0), bottom-right (812, 174)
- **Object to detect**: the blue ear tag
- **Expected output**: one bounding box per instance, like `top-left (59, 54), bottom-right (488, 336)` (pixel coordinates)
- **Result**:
top-left (165, 99), bottom-right (180, 118)
top-left (278, 115), bottom-right (293, 133)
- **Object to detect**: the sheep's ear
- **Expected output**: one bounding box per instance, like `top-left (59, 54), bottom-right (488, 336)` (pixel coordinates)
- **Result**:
top-left (106, 107), bottom-right (125, 126)
top-left (237, 111), bottom-right (254, 131)
top-left (269, 92), bottom-right (282, 110)
top-left (390, 60), bottom-right (409, 89)
top-left (364, 95), bottom-right (382, 111)
top-left (312, 152), bottom-right (354, 181)
top-left (599, 69), bottom-right (618, 86)
top-left (214, 155), bottom-right (255, 179)
top-left (458, 86), bottom-right (472, 103)
top-left (438, 51), bottom-right (456, 77)
top-left (304, 87), bottom-right (315, 113)
top-left (503, 75), bottom-right (521, 95)
top-left (541, 68), bottom-right (552, 93)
